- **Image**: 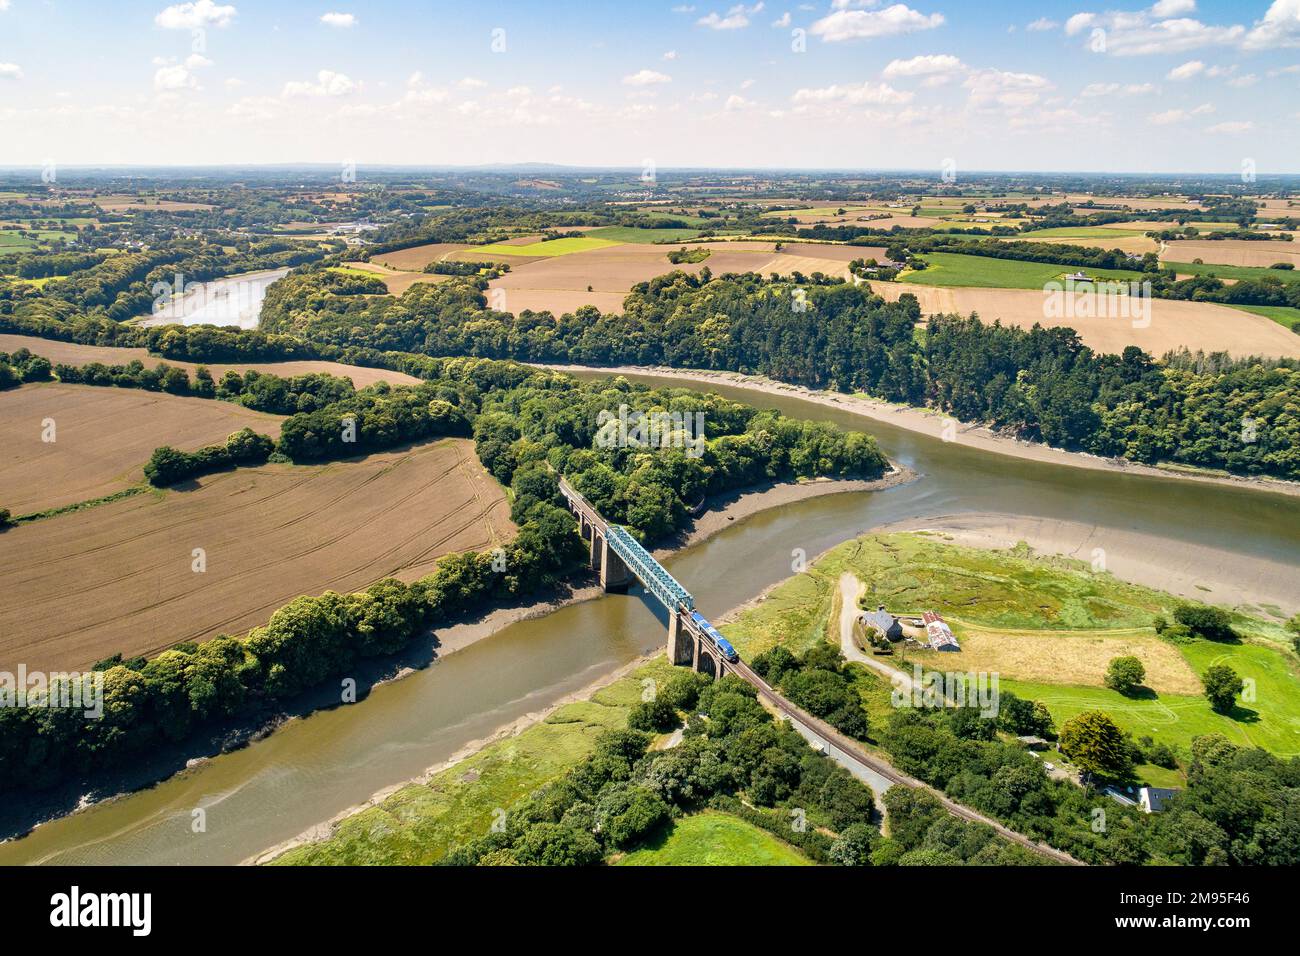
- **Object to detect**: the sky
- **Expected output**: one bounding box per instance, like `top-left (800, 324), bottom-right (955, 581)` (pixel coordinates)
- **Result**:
top-left (0, 0), bottom-right (1298, 173)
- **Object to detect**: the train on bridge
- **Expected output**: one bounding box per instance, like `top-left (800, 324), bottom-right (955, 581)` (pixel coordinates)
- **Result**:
top-left (690, 612), bottom-right (739, 663)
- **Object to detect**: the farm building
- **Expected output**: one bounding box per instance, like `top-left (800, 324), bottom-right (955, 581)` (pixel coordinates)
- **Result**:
top-left (922, 612), bottom-right (960, 651)
top-left (861, 606), bottom-right (903, 643)
top-left (1139, 787), bottom-right (1181, 814)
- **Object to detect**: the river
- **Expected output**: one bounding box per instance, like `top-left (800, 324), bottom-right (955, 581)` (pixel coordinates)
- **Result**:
top-left (136, 269), bottom-right (291, 329)
top-left (1, 370), bottom-right (1296, 865)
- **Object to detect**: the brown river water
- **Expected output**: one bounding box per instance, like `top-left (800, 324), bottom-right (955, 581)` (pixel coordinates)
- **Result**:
top-left (1, 370), bottom-right (1296, 865)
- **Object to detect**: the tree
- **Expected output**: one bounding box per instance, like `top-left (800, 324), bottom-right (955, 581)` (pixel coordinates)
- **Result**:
top-left (1202, 664), bottom-right (1242, 714)
top-left (1173, 602), bottom-right (1236, 641)
top-left (1104, 656), bottom-right (1146, 695)
top-left (829, 823), bottom-right (875, 866)
top-left (1059, 710), bottom-right (1133, 780)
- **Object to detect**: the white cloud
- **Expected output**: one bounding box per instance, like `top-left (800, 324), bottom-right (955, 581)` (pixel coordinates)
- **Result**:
top-left (1227, 73), bottom-right (1258, 87)
top-left (1206, 119), bottom-right (1254, 133)
top-left (1243, 0), bottom-right (1300, 50)
top-left (1026, 18), bottom-right (1059, 31)
top-left (282, 69), bottom-right (357, 97)
top-left (1064, 13), bottom-right (1096, 36)
top-left (0, 1), bottom-right (11, 12)
top-left (724, 93), bottom-right (752, 110)
top-left (458, 76), bottom-right (486, 89)
top-left (772, 11), bottom-right (791, 27)
top-left (154, 64), bottom-right (197, 91)
top-left (698, 3), bottom-right (764, 30)
top-left (964, 68), bottom-right (1053, 108)
top-left (1151, 0), bottom-right (1196, 16)
top-left (810, 3), bottom-right (944, 41)
top-left (1149, 104), bottom-right (1213, 124)
top-left (1071, 9), bottom-right (1245, 56)
top-left (1079, 81), bottom-right (1155, 96)
top-left (623, 68), bottom-right (672, 85)
top-left (0, 62), bottom-right (22, 80)
top-left (185, 53), bottom-right (213, 68)
top-left (792, 79), bottom-right (913, 106)
top-left (320, 12), bottom-right (356, 28)
top-left (663, 50), bottom-right (678, 59)
top-left (882, 53), bottom-right (965, 77)
top-left (155, 1), bottom-right (237, 30)
top-left (1167, 59), bottom-right (1205, 79)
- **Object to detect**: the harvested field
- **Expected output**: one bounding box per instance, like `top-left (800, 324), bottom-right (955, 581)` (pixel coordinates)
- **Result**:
top-left (482, 240), bottom-right (888, 315)
top-left (338, 261), bottom-right (448, 295)
top-left (1162, 239), bottom-right (1300, 269)
top-left (372, 242), bottom-right (472, 271)
top-left (911, 625), bottom-right (1203, 695)
top-left (869, 282), bottom-right (1300, 359)
top-left (0, 438), bottom-right (513, 671)
top-left (0, 383), bottom-right (285, 515)
top-left (0, 334), bottom-right (421, 388)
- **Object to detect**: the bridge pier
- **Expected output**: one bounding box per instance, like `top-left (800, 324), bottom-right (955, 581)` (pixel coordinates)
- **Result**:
top-left (667, 611), bottom-right (694, 666)
top-left (599, 537), bottom-right (630, 592)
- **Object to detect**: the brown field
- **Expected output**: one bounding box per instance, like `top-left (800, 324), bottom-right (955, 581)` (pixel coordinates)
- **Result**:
top-left (372, 242), bottom-right (473, 271)
top-left (481, 240), bottom-right (887, 315)
top-left (911, 625), bottom-right (1202, 695)
top-left (1162, 239), bottom-right (1300, 268)
top-left (340, 260), bottom-right (449, 295)
top-left (0, 334), bottom-right (421, 388)
top-left (0, 438), bottom-right (513, 671)
top-left (0, 383), bottom-right (285, 515)
top-left (870, 282), bottom-right (1300, 359)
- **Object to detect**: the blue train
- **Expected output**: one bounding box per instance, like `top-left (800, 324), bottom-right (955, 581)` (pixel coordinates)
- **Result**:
top-left (690, 611), bottom-right (740, 663)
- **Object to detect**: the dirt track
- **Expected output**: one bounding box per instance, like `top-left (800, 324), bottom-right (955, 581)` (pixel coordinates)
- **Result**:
top-left (0, 383), bottom-right (286, 514)
top-left (0, 438), bottom-right (513, 671)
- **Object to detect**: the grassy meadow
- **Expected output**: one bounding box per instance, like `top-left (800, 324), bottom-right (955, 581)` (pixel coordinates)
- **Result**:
top-left (616, 811), bottom-right (813, 866)
top-left (900, 252), bottom-right (1146, 289)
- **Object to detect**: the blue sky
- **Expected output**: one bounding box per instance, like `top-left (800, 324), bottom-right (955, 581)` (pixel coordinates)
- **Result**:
top-left (0, 0), bottom-right (1297, 171)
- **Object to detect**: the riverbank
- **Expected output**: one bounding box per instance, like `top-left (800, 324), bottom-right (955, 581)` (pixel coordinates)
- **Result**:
top-left (542, 363), bottom-right (1300, 500)
top-left (871, 512), bottom-right (1299, 618)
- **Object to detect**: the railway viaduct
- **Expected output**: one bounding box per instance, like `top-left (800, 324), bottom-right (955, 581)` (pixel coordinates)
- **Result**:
top-left (559, 477), bottom-right (732, 678)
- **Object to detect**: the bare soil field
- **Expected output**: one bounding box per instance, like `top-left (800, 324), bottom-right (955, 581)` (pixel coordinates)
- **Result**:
top-left (372, 242), bottom-right (473, 271)
top-left (0, 383), bottom-right (285, 515)
top-left (480, 240), bottom-right (888, 315)
top-left (1162, 239), bottom-right (1300, 268)
top-left (869, 282), bottom-right (1300, 359)
top-left (0, 334), bottom-right (421, 388)
top-left (341, 260), bottom-right (449, 295)
top-left (0, 438), bottom-right (513, 671)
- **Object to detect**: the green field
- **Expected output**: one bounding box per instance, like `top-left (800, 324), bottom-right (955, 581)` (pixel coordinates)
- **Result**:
top-left (617, 811), bottom-right (814, 866)
top-left (1224, 303), bottom-right (1300, 329)
top-left (474, 236), bottom-right (622, 257)
top-left (1019, 227), bottom-right (1147, 240)
top-left (1164, 259), bottom-right (1299, 282)
top-left (273, 657), bottom-right (677, 865)
top-left (900, 252), bottom-right (1145, 289)
top-left (586, 225), bottom-right (702, 243)
top-left (1003, 632), bottom-right (1300, 756)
